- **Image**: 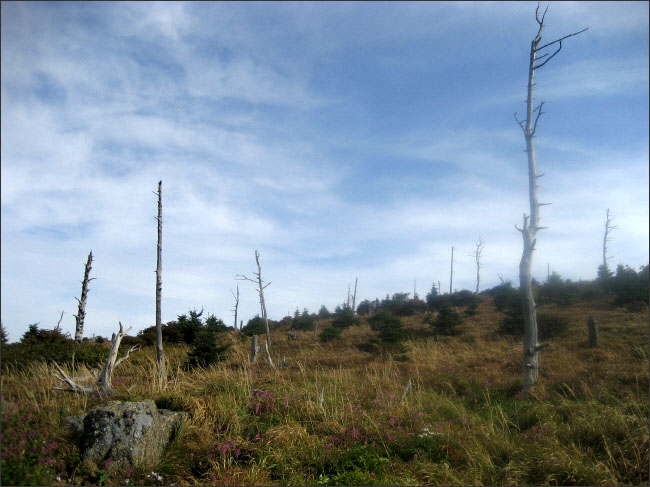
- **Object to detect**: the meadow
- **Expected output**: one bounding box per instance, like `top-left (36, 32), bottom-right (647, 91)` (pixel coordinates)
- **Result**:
top-left (1, 296), bottom-right (648, 486)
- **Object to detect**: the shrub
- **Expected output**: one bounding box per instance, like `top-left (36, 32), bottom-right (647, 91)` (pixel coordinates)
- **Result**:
top-left (611, 264), bottom-right (649, 306)
top-left (176, 308), bottom-right (205, 344)
top-left (465, 301), bottom-right (479, 317)
top-left (537, 311), bottom-right (570, 340)
top-left (497, 310), bottom-right (570, 340)
top-left (427, 304), bottom-right (463, 335)
top-left (242, 316), bottom-right (267, 336)
top-left (356, 299), bottom-right (372, 315)
top-left (538, 272), bottom-right (577, 306)
top-left (1, 340), bottom-right (109, 372)
top-left (331, 308), bottom-right (360, 329)
top-left (20, 324), bottom-right (70, 345)
top-left (488, 281), bottom-right (520, 313)
top-left (292, 309), bottom-right (317, 331)
top-left (1, 401), bottom-right (63, 485)
top-left (574, 280), bottom-right (605, 301)
top-left (367, 312), bottom-right (409, 344)
top-left (204, 314), bottom-right (229, 334)
top-left (449, 290), bottom-right (479, 308)
top-left (425, 283), bottom-right (440, 307)
top-left (318, 305), bottom-right (331, 318)
top-left (184, 331), bottom-right (230, 369)
top-left (319, 326), bottom-right (342, 342)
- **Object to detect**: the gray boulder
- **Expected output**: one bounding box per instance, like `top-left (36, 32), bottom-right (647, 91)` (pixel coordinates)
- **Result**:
top-left (65, 400), bottom-right (185, 472)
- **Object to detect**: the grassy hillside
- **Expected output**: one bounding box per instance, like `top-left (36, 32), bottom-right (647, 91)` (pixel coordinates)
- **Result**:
top-left (1, 296), bottom-right (648, 486)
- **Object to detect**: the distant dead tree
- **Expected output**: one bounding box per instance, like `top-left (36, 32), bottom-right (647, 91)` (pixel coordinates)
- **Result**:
top-left (598, 208), bottom-right (618, 282)
top-left (53, 322), bottom-right (138, 397)
top-left (74, 251), bottom-right (95, 342)
top-left (514, 4), bottom-right (587, 393)
top-left (471, 237), bottom-right (484, 294)
top-left (154, 181), bottom-right (166, 381)
top-left (449, 246), bottom-right (454, 294)
top-left (55, 310), bottom-right (65, 332)
top-left (237, 250), bottom-right (275, 368)
top-left (352, 277), bottom-right (358, 314)
top-left (231, 285), bottom-right (240, 330)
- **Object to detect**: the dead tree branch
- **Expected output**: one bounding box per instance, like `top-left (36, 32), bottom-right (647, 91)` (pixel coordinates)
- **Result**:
top-left (53, 322), bottom-right (137, 397)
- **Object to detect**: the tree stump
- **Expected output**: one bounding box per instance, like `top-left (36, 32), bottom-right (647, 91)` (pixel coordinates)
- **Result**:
top-left (587, 316), bottom-right (598, 348)
top-left (251, 335), bottom-right (258, 363)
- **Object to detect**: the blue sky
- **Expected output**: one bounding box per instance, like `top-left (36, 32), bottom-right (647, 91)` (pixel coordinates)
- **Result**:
top-left (1, 1), bottom-right (648, 343)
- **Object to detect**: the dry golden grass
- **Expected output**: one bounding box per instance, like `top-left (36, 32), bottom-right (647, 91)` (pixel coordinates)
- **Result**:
top-left (1, 296), bottom-right (648, 485)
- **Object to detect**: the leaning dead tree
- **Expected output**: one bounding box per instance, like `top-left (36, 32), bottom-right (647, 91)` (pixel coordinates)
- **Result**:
top-left (154, 181), bottom-right (166, 380)
top-left (352, 277), bottom-right (358, 314)
top-left (514, 5), bottom-right (587, 393)
top-left (237, 250), bottom-right (274, 368)
top-left (74, 251), bottom-right (95, 342)
top-left (471, 237), bottom-right (484, 294)
top-left (53, 322), bottom-right (138, 397)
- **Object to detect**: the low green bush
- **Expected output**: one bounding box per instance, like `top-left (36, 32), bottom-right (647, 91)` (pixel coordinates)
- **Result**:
top-left (319, 326), bottom-right (342, 342)
top-left (497, 310), bottom-right (569, 340)
top-left (331, 308), bottom-right (360, 329)
top-left (1, 340), bottom-right (109, 372)
top-left (184, 331), bottom-right (231, 369)
top-left (427, 304), bottom-right (463, 335)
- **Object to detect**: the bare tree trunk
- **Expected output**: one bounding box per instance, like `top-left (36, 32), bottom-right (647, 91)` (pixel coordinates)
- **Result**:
top-left (53, 322), bottom-right (138, 397)
top-left (352, 277), bottom-right (358, 314)
top-left (155, 181), bottom-right (166, 380)
top-left (515, 6), bottom-right (586, 393)
top-left (74, 251), bottom-right (95, 342)
top-left (603, 209), bottom-right (618, 270)
top-left (472, 238), bottom-right (484, 294)
top-left (449, 246), bottom-right (454, 294)
top-left (237, 250), bottom-right (274, 368)
top-left (55, 310), bottom-right (65, 332)
top-left (587, 316), bottom-right (598, 348)
top-left (231, 285), bottom-right (240, 330)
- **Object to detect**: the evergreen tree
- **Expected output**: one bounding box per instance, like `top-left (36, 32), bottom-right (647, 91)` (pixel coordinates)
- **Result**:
top-left (1, 322), bottom-right (8, 344)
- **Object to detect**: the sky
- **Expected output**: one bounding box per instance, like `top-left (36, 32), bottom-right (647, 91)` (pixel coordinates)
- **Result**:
top-left (1, 1), bottom-right (648, 343)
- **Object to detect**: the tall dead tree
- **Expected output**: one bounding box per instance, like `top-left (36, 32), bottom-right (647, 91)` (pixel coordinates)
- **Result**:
top-left (602, 208), bottom-right (618, 274)
top-left (352, 277), bottom-right (358, 314)
top-left (154, 181), bottom-right (166, 380)
top-left (471, 237), bottom-right (484, 294)
top-left (53, 322), bottom-right (138, 397)
top-left (449, 246), bottom-right (454, 294)
top-left (74, 251), bottom-right (95, 342)
top-left (231, 285), bottom-right (240, 330)
top-left (237, 250), bottom-right (274, 368)
top-left (514, 5), bottom-right (587, 393)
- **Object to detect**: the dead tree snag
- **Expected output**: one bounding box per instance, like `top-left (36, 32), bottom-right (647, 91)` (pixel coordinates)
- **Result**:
top-left (154, 181), bottom-right (166, 380)
top-left (514, 5), bottom-right (587, 393)
top-left (237, 250), bottom-right (275, 368)
top-left (74, 251), bottom-right (95, 342)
